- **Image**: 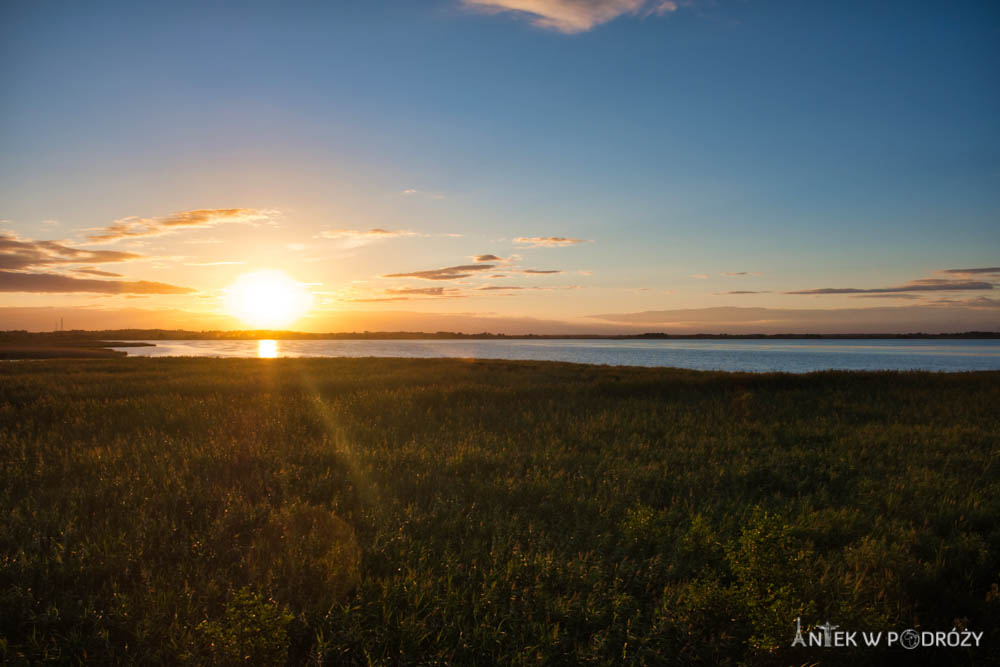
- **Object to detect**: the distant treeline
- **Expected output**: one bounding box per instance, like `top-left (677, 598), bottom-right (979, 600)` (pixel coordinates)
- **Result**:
top-left (2, 329), bottom-right (999, 341)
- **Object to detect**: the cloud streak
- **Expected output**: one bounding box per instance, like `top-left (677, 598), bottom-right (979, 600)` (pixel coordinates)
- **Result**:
top-left (86, 208), bottom-right (277, 243)
top-left (383, 264), bottom-right (497, 280)
top-left (514, 236), bottom-right (592, 247)
top-left (463, 0), bottom-right (678, 34)
top-left (384, 287), bottom-right (460, 296)
top-left (74, 268), bottom-right (123, 277)
top-left (588, 304), bottom-right (1000, 333)
top-left (786, 279), bottom-right (994, 295)
top-left (317, 228), bottom-right (421, 240)
top-left (0, 270), bottom-right (194, 294)
top-left (940, 266), bottom-right (1000, 277)
top-left (1, 233), bottom-right (141, 270)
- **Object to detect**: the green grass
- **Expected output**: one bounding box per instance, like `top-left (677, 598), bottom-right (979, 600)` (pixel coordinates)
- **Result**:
top-left (1, 358), bottom-right (998, 665)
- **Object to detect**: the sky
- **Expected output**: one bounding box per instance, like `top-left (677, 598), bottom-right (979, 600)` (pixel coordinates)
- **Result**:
top-left (1, 0), bottom-right (998, 334)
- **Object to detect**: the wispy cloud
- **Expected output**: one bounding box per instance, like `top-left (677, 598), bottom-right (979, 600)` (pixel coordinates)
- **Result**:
top-left (462, 0), bottom-right (679, 34)
top-left (317, 228), bottom-right (429, 249)
top-left (0, 270), bottom-right (194, 294)
top-left (717, 290), bottom-right (769, 295)
top-left (587, 304), bottom-right (1000, 333)
top-left (344, 296), bottom-right (412, 303)
top-left (1, 233), bottom-right (141, 270)
top-left (940, 266), bottom-right (1000, 277)
top-left (474, 254), bottom-right (504, 262)
top-left (852, 294), bottom-right (923, 300)
top-left (400, 188), bottom-right (445, 200)
top-left (519, 268), bottom-right (562, 274)
top-left (345, 286), bottom-right (465, 302)
top-left (185, 260), bottom-right (245, 266)
top-left (787, 278), bottom-right (994, 295)
top-left (74, 268), bottom-right (123, 277)
top-left (383, 263), bottom-right (497, 281)
top-left (86, 208), bottom-right (277, 243)
top-left (0, 232), bottom-right (194, 294)
top-left (317, 228), bottom-right (421, 240)
top-left (514, 236), bottom-right (592, 247)
top-left (478, 284), bottom-right (580, 292)
top-left (689, 273), bottom-right (709, 279)
top-left (385, 287), bottom-right (461, 296)
top-left (930, 296), bottom-right (1000, 308)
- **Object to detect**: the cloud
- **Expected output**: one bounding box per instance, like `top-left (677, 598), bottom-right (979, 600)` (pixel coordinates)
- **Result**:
top-left (722, 272), bottom-right (750, 277)
top-left (718, 290), bottom-right (769, 295)
top-left (514, 236), bottom-right (592, 247)
top-left (383, 264), bottom-right (496, 281)
top-left (474, 254), bottom-right (504, 262)
top-left (786, 279), bottom-right (994, 295)
top-left (317, 228), bottom-right (430, 249)
top-left (74, 268), bottom-right (123, 277)
top-left (317, 228), bottom-right (421, 240)
top-left (851, 294), bottom-right (923, 300)
top-left (347, 297), bottom-right (413, 303)
top-left (1, 233), bottom-right (142, 270)
top-left (948, 296), bottom-right (1000, 308)
top-left (385, 287), bottom-right (460, 296)
top-left (689, 274), bottom-right (709, 279)
top-left (86, 208), bottom-right (277, 243)
top-left (400, 188), bottom-right (445, 200)
top-left (940, 267), bottom-right (1000, 276)
top-left (345, 286), bottom-right (465, 302)
top-left (0, 270), bottom-right (194, 294)
top-left (462, 0), bottom-right (678, 34)
top-left (587, 304), bottom-right (1000, 333)
top-left (185, 260), bottom-right (245, 266)
top-left (0, 232), bottom-right (195, 295)
top-left (518, 268), bottom-right (562, 274)
top-left (478, 284), bottom-right (581, 292)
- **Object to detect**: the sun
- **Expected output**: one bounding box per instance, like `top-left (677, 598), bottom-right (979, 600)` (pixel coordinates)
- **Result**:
top-left (224, 269), bottom-right (313, 329)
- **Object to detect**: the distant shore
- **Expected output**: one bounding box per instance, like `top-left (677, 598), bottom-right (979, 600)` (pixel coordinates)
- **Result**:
top-left (0, 339), bottom-right (152, 359)
top-left (3, 329), bottom-right (999, 341)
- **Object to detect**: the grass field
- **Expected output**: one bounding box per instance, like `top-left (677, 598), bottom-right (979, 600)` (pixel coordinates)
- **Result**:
top-left (1, 358), bottom-right (998, 665)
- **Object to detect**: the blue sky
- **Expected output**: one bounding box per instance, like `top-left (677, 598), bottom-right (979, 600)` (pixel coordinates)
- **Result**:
top-left (1, 0), bottom-right (998, 332)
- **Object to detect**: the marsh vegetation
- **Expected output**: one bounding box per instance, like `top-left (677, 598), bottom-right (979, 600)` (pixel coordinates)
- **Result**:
top-left (1, 358), bottom-right (997, 664)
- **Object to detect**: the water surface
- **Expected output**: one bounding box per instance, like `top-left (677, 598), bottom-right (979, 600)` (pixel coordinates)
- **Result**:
top-left (113, 339), bottom-right (1000, 373)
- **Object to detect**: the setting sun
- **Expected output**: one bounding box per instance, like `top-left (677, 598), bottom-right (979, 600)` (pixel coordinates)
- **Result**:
top-left (224, 270), bottom-right (313, 329)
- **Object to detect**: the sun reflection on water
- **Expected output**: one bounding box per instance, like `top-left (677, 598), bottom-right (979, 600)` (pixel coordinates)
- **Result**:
top-left (257, 339), bottom-right (279, 358)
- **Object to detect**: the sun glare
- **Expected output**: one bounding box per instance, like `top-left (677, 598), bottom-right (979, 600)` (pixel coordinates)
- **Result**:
top-left (257, 339), bottom-right (279, 358)
top-left (224, 270), bottom-right (313, 329)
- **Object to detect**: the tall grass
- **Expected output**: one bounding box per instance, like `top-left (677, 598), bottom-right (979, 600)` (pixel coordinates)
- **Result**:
top-left (1, 358), bottom-right (997, 664)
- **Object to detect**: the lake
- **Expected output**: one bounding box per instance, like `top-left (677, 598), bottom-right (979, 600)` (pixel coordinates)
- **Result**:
top-left (112, 339), bottom-right (1000, 373)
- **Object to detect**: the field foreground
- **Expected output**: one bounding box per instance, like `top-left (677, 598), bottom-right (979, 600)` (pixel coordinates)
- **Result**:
top-left (1, 358), bottom-right (998, 665)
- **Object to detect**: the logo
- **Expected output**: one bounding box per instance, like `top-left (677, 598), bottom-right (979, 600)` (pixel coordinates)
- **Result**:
top-left (791, 617), bottom-right (983, 650)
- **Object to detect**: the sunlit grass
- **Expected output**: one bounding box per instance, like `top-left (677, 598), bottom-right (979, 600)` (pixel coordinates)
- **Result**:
top-left (0, 358), bottom-right (997, 664)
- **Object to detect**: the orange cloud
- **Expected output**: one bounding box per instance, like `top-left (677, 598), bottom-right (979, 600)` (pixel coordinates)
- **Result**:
top-left (513, 236), bottom-right (591, 247)
top-left (463, 0), bottom-right (677, 33)
top-left (86, 208), bottom-right (277, 243)
top-left (0, 270), bottom-right (194, 294)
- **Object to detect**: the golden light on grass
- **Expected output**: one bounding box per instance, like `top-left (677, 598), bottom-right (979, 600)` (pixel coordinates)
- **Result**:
top-left (224, 270), bottom-right (313, 329)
